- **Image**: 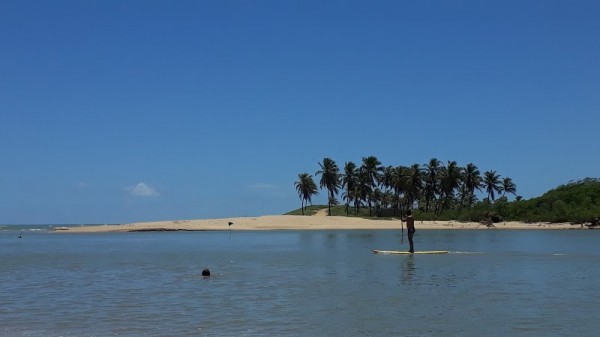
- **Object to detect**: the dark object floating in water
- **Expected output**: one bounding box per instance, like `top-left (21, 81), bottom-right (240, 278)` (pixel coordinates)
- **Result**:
top-left (202, 269), bottom-right (211, 277)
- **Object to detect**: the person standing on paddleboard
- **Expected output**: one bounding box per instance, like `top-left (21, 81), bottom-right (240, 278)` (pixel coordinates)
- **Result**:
top-left (402, 210), bottom-right (415, 253)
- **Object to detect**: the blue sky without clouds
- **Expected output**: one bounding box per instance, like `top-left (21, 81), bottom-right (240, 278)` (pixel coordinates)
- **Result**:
top-left (1, 1), bottom-right (599, 224)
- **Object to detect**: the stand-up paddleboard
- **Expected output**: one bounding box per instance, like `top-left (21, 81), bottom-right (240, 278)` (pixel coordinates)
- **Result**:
top-left (372, 250), bottom-right (448, 255)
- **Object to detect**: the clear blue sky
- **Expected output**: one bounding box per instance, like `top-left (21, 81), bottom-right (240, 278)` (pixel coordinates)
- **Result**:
top-left (1, 1), bottom-right (599, 224)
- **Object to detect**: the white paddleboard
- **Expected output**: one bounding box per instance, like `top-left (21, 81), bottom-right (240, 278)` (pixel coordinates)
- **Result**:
top-left (372, 250), bottom-right (448, 254)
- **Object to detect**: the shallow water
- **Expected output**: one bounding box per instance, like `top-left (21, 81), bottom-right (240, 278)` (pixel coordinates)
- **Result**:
top-left (1, 229), bottom-right (599, 336)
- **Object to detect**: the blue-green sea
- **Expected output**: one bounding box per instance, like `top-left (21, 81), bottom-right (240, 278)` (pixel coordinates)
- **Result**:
top-left (1, 227), bottom-right (599, 336)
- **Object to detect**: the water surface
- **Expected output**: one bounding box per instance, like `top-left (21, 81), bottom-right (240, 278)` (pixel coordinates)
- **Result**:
top-left (1, 229), bottom-right (598, 336)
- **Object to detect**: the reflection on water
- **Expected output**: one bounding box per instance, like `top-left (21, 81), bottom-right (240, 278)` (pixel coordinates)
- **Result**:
top-left (400, 255), bottom-right (416, 285)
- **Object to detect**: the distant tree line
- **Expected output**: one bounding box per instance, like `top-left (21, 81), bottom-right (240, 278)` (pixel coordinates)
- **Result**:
top-left (295, 160), bottom-right (600, 226)
top-left (294, 156), bottom-right (517, 218)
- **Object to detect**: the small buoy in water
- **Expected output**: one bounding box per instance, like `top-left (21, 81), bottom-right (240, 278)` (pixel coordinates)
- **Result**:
top-left (202, 269), bottom-right (211, 277)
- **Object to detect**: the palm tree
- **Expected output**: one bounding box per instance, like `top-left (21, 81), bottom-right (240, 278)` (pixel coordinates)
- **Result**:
top-left (391, 165), bottom-right (409, 215)
top-left (380, 166), bottom-right (395, 193)
top-left (405, 163), bottom-right (423, 211)
top-left (437, 161), bottom-right (462, 215)
top-left (351, 186), bottom-right (364, 215)
top-left (461, 163), bottom-right (482, 208)
top-left (373, 188), bottom-right (384, 216)
top-left (294, 173), bottom-right (318, 215)
top-left (358, 156), bottom-right (383, 216)
top-left (483, 170), bottom-right (503, 202)
top-left (341, 161), bottom-right (358, 215)
top-left (360, 156), bottom-right (384, 188)
top-left (458, 188), bottom-right (478, 209)
top-left (376, 166), bottom-right (403, 215)
top-left (502, 177), bottom-right (517, 198)
top-left (315, 157), bottom-right (341, 215)
top-left (356, 169), bottom-right (373, 215)
top-left (423, 158), bottom-right (441, 212)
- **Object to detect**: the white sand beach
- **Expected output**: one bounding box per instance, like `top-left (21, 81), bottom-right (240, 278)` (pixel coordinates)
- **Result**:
top-left (60, 213), bottom-right (579, 233)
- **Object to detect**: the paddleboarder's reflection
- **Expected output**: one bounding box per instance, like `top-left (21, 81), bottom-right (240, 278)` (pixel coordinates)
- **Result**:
top-left (400, 255), bottom-right (416, 285)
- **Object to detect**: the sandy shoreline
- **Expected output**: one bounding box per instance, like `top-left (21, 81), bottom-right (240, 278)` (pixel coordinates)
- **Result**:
top-left (58, 215), bottom-right (582, 233)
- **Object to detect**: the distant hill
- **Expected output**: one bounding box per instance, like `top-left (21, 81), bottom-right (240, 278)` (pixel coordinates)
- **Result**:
top-left (508, 178), bottom-right (600, 225)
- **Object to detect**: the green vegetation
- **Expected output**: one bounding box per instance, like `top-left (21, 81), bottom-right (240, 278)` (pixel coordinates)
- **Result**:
top-left (285, 204), bottom-right (392, 218)
top-left (415, 178), bottom-right (600, 226)
top-left (286, 205), bottom-right (327, 216)
top-left (506, 178), bottom-right (600, 225)
top-left (294, 157), bottom-right (600, 227)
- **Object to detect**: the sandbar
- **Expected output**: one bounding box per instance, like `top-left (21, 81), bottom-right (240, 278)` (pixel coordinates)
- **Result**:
top-left (58, 215), bottom-right (580, 233)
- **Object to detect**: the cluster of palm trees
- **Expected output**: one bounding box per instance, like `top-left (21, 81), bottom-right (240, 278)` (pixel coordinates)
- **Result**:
top-left (294, 156), bottom-right (517, 216)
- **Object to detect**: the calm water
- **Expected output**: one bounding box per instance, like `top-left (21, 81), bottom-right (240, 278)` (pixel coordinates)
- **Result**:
top-left (1, 229), bottom-right (599, 336)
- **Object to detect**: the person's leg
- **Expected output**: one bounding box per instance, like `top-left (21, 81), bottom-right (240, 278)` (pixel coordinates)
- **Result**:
top-left (408, 231), bottom-right (414, 253)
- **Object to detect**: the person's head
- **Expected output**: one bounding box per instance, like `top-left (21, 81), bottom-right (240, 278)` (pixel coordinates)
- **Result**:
top-left (406, 210), bottom-right (412, 216)
top-left (202, 269), bottom-right (211, 277)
